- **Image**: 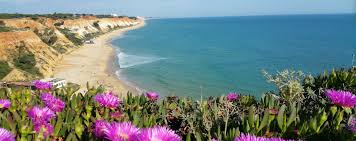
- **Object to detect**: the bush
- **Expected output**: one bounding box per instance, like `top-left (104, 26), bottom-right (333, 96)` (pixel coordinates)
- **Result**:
top-left (50, 45), bottom-right (67, 54)
top-left (93, 21), bottom-right (101, 30)
top-left (304, 68), bottom-right (356, 94)
top-left (34, 28), bottom-right (58, 46)
top-left (0, 26), bottom-right (13, 32)
top-left (58, 28), bottom-right (83, 46)
top-left (0, 61), bottom-right (12, 79)
top-left (14, 52), bottom-right (41, 76)
top-left (83, 32), bottom-right (101, 41)
top-left (262, 69), bottom-right (305, 103)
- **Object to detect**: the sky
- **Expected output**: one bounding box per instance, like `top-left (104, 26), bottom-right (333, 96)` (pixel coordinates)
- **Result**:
top-left (0, 0), bottom-right (355, 18)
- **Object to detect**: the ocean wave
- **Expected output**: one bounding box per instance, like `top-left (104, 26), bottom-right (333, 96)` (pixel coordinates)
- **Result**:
top-left (117, 52), bottom-right (165, 69)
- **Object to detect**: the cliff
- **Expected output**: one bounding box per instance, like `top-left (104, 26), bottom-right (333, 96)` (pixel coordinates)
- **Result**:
top-left (0, 16), bottom-right (142, 81)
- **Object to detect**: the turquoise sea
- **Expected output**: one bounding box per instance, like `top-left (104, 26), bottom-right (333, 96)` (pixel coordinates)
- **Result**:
top-left (112, 14), bottom-right (356, 98)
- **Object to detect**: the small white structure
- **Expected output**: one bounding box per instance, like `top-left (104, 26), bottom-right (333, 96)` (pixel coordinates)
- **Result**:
top-left (110, 13), bottom-right (118, 17)
top-left (41, 78), bottom-right (67, 89)
top-left (84, 40), bottom-right (94, 44)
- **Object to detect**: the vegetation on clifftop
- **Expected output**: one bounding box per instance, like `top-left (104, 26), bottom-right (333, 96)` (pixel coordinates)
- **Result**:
top-left (13, 43), bottom-right (42, 76)
top-left (57, 28), bottom-right (83, 46)
top-left (0, 61), bottom-right (12, 79)
top-left (0, 68), bottom-right (354, 141)
top-left (34, 28), bottom-right (58, 46)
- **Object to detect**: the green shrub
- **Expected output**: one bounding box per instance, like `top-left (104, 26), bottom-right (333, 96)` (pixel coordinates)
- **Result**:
top-left (34, 28), bottom-right (58, 46)
top-left (0, 61), bottom-right (12, 79)
top-left (304, 68), bottom-right (356, 94)
top-left (93, 21), bottom-right (101, 30)
top-left (83, 32), bottom-right (101, 41)
top-left (58, 28), bottom-right (83, 46)
top-left (14, 52), bottom-right (41, 76)
top-left (0, 26), bottom-right (13, 32)
top-left (54, 21), bottom-right (64, 26)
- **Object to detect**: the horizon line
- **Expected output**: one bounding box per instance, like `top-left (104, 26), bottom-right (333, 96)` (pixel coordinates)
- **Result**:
top-left (147, 12), bottom-right (356, 19)
top-left (0, 11), bottom-right (355, 19)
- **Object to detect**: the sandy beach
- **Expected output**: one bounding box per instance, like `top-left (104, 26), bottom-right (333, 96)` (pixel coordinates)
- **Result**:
top-left (54, 21), bottom-right (145, 97)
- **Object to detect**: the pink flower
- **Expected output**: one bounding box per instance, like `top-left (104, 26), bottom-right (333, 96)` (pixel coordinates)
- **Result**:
top-left (348, 117), bottom-right (356, 133)
top-left (326, 89), bottom-right (356, 108)
top-left (138, 126), bottom-right (180, 141)
top-left (0, 99), bottom-right (11, 109)
top-left (145, 92), bottom-right (159, 101)
top-left (94, 93), bottom-right (120, 109)
top-left (234, 133), bottom-right (296, 141)
top-left (27, 106), bottom-right (55, 123)
top-left (33, 80), bottom-right (52, 90)
top-left (94, 120), bottom-right (110, 138)
top-left (226, 92), bottom-right (239, 102)
top-left (105, 122), bottom-right (139, 141)
top-left (41, 93), bottom-right (65, 112)
top-left (34, 122), bottom-right (53, 137)
top-left (0, 128), bottom-right (15, 141)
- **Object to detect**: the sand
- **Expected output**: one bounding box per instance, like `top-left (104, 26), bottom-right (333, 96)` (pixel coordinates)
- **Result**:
top-left (53, 21), bottom-right (145, 97)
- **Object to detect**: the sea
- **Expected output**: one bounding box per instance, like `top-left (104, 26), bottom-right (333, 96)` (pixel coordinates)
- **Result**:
top-left (111, 14), bottom-right (356, 98)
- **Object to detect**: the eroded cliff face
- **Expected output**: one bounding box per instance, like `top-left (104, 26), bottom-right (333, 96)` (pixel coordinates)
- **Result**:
top-left (0, 16), bottom-right (141, 81)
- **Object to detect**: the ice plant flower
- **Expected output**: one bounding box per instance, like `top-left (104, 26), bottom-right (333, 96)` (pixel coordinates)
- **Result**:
top-left (27, 106), bottom-right (55, 123)
top-left (33, 80), bottom-right (52, 90)
top-left (234, 133), bottom-right (295, 141)
top-left (105, 122), bottom-right (139, 141)
top-left (94, 120), bottom-right (110, 138)
top-left (0, 99), bottom-right (11, 109)
top-left (138, 126), bottom-right (181, 141)
top-left (348, 117), bottom-right (356, 133)
top-left (226, 92), bottom-right (239, 102)
top-left (41, 93), bottom-right (65, 112)
top-left (325, 89), bottom-right (356, 108)
top-left (0, 128), bottom-right (15, 141)
top-left (34, 122), bottom-right (53, 137)
top-left (145, 92), bottom-right (159, 101)
top-left (94, 93), bottom-right (120, 108)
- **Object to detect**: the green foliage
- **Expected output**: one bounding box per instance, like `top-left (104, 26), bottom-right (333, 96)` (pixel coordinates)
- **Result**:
top-left (50, 45), bottom-right (68, 54)
top-left (0, 68), bottom-right (355, 140)
top-left (304, 68), bottom-right (356, 95)
top-left (34, 28), bottom-right (58, 46)
top-left (0, 61), bottom-right (12, 79)
top-left (0, 21), bottom-right (14, 32)
top-left (93, 21), bottom-right (101, 30)
top-left (14, 51), bottom-right (41, 76)
top-left (58, 28), bottom-right (83, 46)
top-left (83, 32), bottom-right (101, 41)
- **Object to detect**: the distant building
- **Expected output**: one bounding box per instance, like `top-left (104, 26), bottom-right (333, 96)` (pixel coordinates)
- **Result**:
top-left (41, 78), bottom-right (67, 88)
top-left (110, 13), bottom-right (118, 17)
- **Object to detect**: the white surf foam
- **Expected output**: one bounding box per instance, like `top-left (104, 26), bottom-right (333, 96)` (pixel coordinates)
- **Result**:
top-left (117, 52), bottom-right (165, 69)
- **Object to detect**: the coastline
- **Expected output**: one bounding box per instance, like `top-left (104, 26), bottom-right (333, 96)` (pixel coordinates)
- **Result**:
top-left (53, 21), bottom-right (146, 97)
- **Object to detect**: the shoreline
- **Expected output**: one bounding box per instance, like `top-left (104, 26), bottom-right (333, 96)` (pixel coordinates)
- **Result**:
top-left (53, 21), bottom-right (146, 97)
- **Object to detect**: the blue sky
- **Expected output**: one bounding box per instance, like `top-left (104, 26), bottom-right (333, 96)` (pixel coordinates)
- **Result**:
top-left (0, 0), bottom-right (355, 17)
